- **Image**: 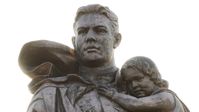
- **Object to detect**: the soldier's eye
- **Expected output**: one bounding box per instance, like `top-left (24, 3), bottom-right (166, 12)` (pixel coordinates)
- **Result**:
top-left (97, 29), bottom-right (107, 34)
top-left (78, 28), bottom-right (88, 35)
top-left (137, 78), bottom-right (142, 81)
top-left (137, 76), bottom-right (144, 81)
top-left (94, 27), bottom-right (107, 34)
top-left (134, 76), bottom-right (143, 82)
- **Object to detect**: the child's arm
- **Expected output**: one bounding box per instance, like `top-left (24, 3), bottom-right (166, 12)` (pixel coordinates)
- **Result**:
top-left (98, 87), bottom-right (135, 111)
top-left (98, 88), bottom-right (175, 112)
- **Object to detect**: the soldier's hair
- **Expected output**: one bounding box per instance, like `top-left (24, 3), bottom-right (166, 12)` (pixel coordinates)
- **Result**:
top-left (121, 56), bottom-right (168, 88)
top-left (73, 4), bottom-right (119, 34)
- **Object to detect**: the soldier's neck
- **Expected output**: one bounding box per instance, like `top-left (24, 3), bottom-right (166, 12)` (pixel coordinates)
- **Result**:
top-left (78, 61), bottom-right (118, 84)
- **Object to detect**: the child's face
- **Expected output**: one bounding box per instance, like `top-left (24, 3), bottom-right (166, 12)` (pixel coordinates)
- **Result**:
top-left (123, 67), bottom-right (156, 98)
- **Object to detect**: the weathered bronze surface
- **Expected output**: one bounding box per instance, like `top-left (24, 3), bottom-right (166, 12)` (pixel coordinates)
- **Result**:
top-left (19, 4), bottom-right (189, 112)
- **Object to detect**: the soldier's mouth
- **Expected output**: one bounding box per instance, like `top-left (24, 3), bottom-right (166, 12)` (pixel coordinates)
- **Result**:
top-left (85, 46), bottom-right (100, 53)
top-left (134, 90), bottom-right (145, 97)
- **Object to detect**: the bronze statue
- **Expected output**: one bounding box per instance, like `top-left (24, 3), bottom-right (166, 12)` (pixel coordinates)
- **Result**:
top-left (19, 4), bottom-right (189, 112)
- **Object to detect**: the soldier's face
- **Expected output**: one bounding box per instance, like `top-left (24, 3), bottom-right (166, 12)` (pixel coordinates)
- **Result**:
top-left (73, 14), bottom-right (115, 67)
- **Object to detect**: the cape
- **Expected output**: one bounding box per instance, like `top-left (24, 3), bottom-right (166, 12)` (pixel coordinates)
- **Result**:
top-left (18, 40), bottom-right (78, 79)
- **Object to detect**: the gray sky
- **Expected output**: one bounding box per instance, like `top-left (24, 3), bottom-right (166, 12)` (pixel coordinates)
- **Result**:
top-left (0, 0), bottom-right (198, 111)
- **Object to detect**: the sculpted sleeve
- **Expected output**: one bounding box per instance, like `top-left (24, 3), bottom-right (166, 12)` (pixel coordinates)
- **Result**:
top-left (26, 87), bottom-right (51, 112)
top-left (27, 98), bottom-right (47, 112)
top-left (27, 86), bottom-right (60, 112)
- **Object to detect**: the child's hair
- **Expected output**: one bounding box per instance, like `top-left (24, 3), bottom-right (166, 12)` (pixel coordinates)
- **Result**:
top-left (121, 56), bottom-right (168, 88)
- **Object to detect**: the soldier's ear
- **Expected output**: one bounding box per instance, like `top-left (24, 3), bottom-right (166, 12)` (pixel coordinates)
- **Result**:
top-left (72, 36), bottom-right (76, 48)
top-left (113, 33), bottom-right (122, 49)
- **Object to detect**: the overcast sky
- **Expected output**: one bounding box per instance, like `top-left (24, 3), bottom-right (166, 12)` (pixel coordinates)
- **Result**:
top-left (0, 0), bottom-right (198, 111)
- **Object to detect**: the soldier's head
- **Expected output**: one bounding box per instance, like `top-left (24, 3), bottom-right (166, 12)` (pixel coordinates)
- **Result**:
top-left (72, 4), bottom-right (121, 67)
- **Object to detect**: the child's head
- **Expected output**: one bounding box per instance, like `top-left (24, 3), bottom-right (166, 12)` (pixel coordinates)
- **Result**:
top-left (121, 56), bottom-right (168, 97)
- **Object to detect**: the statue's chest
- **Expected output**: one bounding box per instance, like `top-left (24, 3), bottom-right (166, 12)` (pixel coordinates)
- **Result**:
top-left (76, 90), bottom-right (102, 112)
top-left (65, 77), bottom-right (127, 112)
top-left (76, 90), bottom-right (127, 112)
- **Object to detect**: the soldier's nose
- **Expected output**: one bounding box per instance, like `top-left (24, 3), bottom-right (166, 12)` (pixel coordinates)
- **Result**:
top-left (132, 81), bottom-right (138, 88)
top-left (86, 30), bottom-right (96, 42)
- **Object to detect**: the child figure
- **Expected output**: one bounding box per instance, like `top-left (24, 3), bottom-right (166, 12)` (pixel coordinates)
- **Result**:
top-left (98, 56), bottom-right (189, 112)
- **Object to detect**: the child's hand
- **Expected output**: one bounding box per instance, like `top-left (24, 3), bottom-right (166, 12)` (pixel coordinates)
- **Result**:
top-left (97, 87), bottom-right (115, 99)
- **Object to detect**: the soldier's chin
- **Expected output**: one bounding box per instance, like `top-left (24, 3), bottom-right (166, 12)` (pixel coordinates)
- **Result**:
top-left (81, 56), bottom-right (105, 67)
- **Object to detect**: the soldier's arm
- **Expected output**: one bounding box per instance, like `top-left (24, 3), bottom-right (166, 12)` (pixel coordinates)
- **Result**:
top-left (27, 98), bottom-right (47, 112)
